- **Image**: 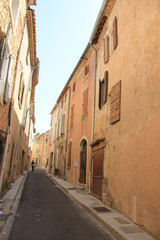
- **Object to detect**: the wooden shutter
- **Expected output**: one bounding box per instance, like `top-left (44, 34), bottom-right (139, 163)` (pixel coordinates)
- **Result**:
top-left (61, 114), bottom-right (65, 134)
top-left (70, 104), bottom-right (74, 127)
top-left (113, 16), bottom-right (118, 50)
top-left (110, 80), bottom-right (121, 124)
top-left (68, 141), bottom-right (72, 167)
top-left (104, 35), bottom-right (109, 64)
top-left (83, 88), bottom-right (88, 116)
top-left (85, 64), bottom-right (89, 75)
top-left (104, 71), bottom-right (108, 103)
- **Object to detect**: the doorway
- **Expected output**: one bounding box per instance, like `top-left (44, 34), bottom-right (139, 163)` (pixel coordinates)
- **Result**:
top-left (79, 140), bottom-right (87, 184)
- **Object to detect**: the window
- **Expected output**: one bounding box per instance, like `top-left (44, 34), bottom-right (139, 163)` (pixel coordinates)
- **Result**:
top-left (85, 64), bottom-right (89, 76)
top-left (60, 114), bottom-right (65, 135)
top-left (67, 141), bottom-right (72, 168)
top-left (104, 35), bottom-right (109, 63)
top-left (82, 88), bottom-right (88, 117)
top-left (110, 80), bottom-right (121, 124)
top-left (73, 82), bottom-right (76, 92)
top-left (0, 27), bottom-right (12, 104)
top-left (61, 100), bottom-right (63, 109)
top-left (57, 119), bottom-right (60, 138)
top-left (70, 104), bottom-right (74, 127)
top-left (18, 73), bottom-right (25, 108)
top-left (99, 71), bottom-right (108, 109)
top-left (113, 16), bottom-right (118, 50)
top-left (54, 123), bottom-right (57, 141)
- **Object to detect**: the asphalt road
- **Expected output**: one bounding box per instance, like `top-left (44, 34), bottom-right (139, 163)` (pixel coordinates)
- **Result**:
top-left (9, 169), bottom-right (115, 240)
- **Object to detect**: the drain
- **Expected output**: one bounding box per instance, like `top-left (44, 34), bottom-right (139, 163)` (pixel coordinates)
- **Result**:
top-left (93, 207), bottom-right (111, 213)
top-left (67, 188), bottom-right (76, 190)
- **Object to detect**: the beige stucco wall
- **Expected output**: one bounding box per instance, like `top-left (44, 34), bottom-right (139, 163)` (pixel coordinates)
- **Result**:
top-left (94, 0), bottom-right (160, 238)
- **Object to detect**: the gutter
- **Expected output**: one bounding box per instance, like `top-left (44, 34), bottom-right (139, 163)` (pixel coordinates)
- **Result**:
top-left (90, 0), bottom-right (108, 44)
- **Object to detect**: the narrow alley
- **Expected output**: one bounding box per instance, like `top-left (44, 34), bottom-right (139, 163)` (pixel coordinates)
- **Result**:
top-left (8, 169), bottom-right (115, 240)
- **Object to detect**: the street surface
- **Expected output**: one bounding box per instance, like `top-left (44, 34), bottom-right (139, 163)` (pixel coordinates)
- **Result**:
top-left (9, 169), bottom-right (116, 240)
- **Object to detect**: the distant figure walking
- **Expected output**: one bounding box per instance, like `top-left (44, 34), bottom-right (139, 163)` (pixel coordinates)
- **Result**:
top-left (31, 160), bottom-right (35, 171)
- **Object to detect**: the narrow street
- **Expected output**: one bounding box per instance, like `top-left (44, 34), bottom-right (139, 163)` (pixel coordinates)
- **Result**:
top-left (8, 169), bottom-right (115, 240)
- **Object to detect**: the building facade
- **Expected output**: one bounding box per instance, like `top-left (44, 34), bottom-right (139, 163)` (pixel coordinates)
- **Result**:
top-left (49, 86), bottom-right (70, 179)
top-left (0, 0), bottom-right (39, 196)
top-left (47, 0), bottom-right (160, 238)
top-left (90, 0), bottom-right (160, 239)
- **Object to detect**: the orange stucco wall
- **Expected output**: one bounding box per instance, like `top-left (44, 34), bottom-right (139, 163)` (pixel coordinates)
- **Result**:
top-left (94, 0), bottom-right (160, 238)
top-left (66, 47), bottom-right (95, 189)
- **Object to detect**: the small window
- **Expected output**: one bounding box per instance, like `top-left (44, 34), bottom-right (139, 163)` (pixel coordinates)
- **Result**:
top-left (99, 71), bottom-right (108, 109)
top-left (73, 82), bottom-right (76, 92)
top-left (85, 64), bottom-right (89, 76)
top-left (61, 100), bottom-right (63, 109)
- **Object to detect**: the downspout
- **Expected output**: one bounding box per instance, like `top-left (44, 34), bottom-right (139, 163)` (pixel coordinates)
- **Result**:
top-left (53, 105), bottom-right (60, 174)
top-left (64, 87), bottom-right (71, 180)
top-left (89, 43), bottom-right (97, 193)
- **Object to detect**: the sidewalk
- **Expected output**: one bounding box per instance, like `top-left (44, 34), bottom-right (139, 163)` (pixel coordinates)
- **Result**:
top-left (0, 171), bottom-right (157, 240)
top-left (0, 172), bottom-right (28, 239)
top-left (47, 174), bottom-right (156, 240)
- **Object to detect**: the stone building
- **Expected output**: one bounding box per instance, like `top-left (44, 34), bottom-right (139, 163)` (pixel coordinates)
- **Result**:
top-left (0, 0), bottom-right (39, 196)
top-left (49, 86), bottom-right (70, 179)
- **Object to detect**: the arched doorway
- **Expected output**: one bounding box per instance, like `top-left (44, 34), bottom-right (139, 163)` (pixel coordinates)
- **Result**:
top-left (79, 140), bottom-right (87, 184)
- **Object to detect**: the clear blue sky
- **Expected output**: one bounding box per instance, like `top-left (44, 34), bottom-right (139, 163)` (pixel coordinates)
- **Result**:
top-left (34, 0), bottom-right (103, 134)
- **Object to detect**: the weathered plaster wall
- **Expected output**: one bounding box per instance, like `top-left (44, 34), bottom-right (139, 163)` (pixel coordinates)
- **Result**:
top-left (95, 0), bottom-right (160, 238)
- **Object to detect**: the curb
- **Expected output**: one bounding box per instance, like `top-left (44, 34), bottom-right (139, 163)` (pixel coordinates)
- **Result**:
top-left (47, 174), bottom-right (156, 240)
top-left (0, 171), bottom-right (28, 239)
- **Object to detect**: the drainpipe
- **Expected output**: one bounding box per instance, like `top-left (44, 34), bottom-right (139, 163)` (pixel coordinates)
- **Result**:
top-left (89, 43), bottom-right (97, 193)
top-left (64, 87), bottom-right (71, 180)
top-left (53, 105), bottom-right (60, 174)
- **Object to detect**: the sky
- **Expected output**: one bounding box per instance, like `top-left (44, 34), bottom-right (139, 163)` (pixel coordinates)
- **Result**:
top-left (34, 0), bottom-right (104, 134)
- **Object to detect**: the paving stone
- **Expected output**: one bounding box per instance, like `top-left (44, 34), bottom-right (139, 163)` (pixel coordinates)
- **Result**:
top-left (120, 226), bottom-right (143, 233)
top-left (114, 217), bottom-right (130, 224)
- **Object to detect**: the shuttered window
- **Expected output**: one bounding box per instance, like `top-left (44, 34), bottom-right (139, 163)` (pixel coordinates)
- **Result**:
top-left (85, 64), bottom-right (89, 76)
top-left (99, 71), bottom-right (108, 109)
top-left (61, 114), bottom-right (65, 135)
top-left (113, 16), bottom-right (118, 50)
top-left (18, 73), bottom-right (25, 108)
top-left (104, 35), bottom-right (109, 64)
top-left (67, 141), bottom-right (72, 168)
top-left (0, 28), bottom-right (12, 104)
top-left (82, 88), bottom-right (88, 117)
top-left (110, 80), bottom-right (121, 124)
top-left (70, 104), bottom-right (74, 127)
top-left (73, 82), bottom-right (76, 92)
